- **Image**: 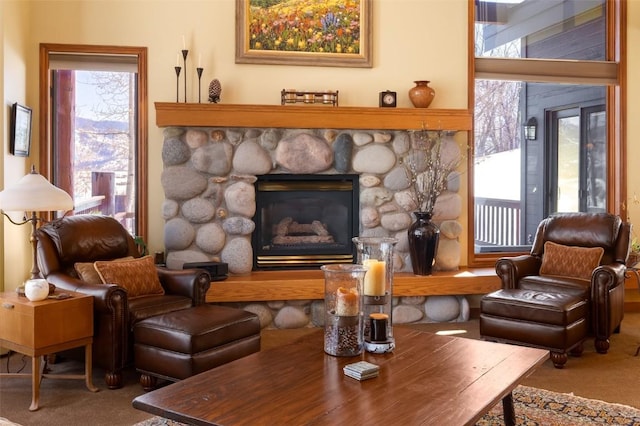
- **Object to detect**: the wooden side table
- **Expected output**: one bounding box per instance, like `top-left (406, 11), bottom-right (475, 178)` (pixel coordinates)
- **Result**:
top-left (0, 291), bottom-right (98, 411)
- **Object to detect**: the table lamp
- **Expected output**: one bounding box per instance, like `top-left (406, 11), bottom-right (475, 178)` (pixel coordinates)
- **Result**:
top-left (0, 165), bottom-right (74, 279)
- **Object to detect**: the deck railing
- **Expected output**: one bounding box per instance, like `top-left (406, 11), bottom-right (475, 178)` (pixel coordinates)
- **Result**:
top-left (474, 197), bottom-right (522, 246)
top-left (73, 195), bottom-right (105, 215)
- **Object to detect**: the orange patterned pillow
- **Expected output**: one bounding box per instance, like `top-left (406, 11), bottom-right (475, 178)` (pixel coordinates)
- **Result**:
top-left (74, 256), bottom-right (134, 285)
top-left (94, 255), bottom-right (164, 298)
top-left (539, 241), bottom-right (604, 280)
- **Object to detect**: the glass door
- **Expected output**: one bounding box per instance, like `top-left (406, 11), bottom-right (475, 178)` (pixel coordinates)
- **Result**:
top-left (555, 109), bottom-right (580, 212)
top-left (583, 106), bottom-right (607, 212)
top-left (549, 105), bottom-right (606, 214)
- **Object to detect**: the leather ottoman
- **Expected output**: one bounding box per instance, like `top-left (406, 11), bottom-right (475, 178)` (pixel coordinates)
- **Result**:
top-left (480, 288), bottom-right (588, 368)
top-left (134, 304), bottom-right (261, 390)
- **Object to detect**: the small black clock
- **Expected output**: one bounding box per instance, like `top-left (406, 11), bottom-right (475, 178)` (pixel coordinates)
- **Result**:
top-left (379, 91), bottom-right (397, 108)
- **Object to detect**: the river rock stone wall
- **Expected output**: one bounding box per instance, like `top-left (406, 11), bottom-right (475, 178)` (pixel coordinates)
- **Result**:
top-left (161, 126), bottom-right (469, 327)
top-left (221, 294), bottom-right (470, 330)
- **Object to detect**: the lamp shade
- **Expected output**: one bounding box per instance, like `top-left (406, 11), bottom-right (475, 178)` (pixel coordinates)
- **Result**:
top-left (0, 167), bottom-right (73, 212)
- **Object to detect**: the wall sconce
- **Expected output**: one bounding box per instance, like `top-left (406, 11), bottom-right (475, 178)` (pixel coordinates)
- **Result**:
top-left (524, 117), bottom-right (537, 141)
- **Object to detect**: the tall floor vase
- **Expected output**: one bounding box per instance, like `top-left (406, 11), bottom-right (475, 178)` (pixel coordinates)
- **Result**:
top-left (408, 211), bottom-right (440, 276)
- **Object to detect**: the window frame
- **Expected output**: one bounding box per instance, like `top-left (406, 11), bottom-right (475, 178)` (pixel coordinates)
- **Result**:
top-left (39, 43), bottom-right (148, 241)
top-left (467, 0), bottom-right (626, 267)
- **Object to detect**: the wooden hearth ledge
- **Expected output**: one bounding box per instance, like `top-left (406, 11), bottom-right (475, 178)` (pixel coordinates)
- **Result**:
top-left (206, 268), bottom-right (499, 303)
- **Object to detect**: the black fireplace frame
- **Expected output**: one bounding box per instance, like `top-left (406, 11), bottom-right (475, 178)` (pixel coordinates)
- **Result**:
top-left (252, 174), bottom-right (360, 270)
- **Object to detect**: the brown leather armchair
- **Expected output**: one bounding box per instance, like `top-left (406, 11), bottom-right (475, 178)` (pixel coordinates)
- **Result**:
top-left (494, 212), bottom-right (631, 354)
top-left (35, 215), bottom-right (211, 389)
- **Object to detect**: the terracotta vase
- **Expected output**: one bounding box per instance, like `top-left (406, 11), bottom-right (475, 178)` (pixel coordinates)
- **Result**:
top-left (408, 80), bottom-right (436, 108)
top-left (407, 211), bottom-right (440, 275)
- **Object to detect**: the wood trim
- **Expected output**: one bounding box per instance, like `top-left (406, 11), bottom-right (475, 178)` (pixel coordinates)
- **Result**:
top-left (154, 102), bottom-right (473, 131)
top-left (207, 269), bottom-right (639, 312)
top-left (39, 44), bottom-right (148, 241)
top-left (467, 0), bottom-right (478, 268)
top-left (39, 45), bottom-right (52, 181)
top-left (610, 0), bottom-right (626, 220)
top-left (467, 1), bottom-right (625, 267)
top-left (137, 48), bottom-right (149, 240)
top-left (205, 268), bottom-right (500, 303)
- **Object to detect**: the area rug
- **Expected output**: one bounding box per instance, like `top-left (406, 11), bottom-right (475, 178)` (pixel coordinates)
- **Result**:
top-left (476, 385), bottom-right (640, 425)
top-left (134, 385), bottom-right (640, 426)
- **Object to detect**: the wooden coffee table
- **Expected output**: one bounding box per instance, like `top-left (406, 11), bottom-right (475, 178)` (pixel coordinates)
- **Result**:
top-left (133, 327), bottom-right (548, 425)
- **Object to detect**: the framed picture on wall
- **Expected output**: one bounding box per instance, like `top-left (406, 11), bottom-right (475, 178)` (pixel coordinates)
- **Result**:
top-left (10, 103), bottom-right (32, 157)
top-left (235, 0), bottom-right (372, 68)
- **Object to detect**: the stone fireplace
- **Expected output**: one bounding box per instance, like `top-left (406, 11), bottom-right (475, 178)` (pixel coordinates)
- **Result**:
top-left (161, 126), bottom-right (464, 275)
top-left (253, 174), bottom-right (359, 269)
top-left (155, 103), bottom-right (480, 327)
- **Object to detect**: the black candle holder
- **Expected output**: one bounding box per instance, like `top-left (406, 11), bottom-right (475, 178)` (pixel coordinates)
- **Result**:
top-left (174, 66), bottom-right (182, 102)
top-left (182, 49), bottom-right (189, 103)
top-left (196, 67), bottom-right (204, 103)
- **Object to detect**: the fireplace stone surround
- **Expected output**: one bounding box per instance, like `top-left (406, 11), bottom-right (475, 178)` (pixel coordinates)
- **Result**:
top-left (156, 103), bottom-right (477, 328)
top-left (161, 127), bottom-right (465, 273)
top-left (160, 124), bottom-right (471, 327)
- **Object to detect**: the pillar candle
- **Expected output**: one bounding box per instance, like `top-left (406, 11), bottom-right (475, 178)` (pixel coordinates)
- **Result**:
top-left (335, 287), bottom-right (359, 316)
top-left (363, 259), bottom-right (385, 296)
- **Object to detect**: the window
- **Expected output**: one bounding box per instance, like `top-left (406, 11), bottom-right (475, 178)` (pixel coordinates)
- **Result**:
top-left (39, 44), bottom-right (148, 239)
top-left (470, 0), bottom-right (624, 264)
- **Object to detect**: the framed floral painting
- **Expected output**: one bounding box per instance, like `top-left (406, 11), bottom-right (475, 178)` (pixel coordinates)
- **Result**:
top-left (235, 0), bottom-right (372, 68)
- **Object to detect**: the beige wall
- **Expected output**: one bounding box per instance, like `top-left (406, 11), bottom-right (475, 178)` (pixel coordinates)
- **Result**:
top-left (1, 0), bottom-right (4, 291)
top-left (2, 1), bottom-right (33, 292)
top-left (21, 0), bottom-right (469, 278)
top-left (1, 0), bottom-right (638, 290)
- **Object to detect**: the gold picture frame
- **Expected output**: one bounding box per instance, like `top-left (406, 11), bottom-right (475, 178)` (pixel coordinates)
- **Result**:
top-left (235, 0), bottom-right (372, 68)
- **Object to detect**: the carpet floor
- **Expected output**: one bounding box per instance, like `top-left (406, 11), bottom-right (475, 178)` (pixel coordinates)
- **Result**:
top-left (132, 385), bottom-right (640, 426)
top-left (1, 312), bottom-right (639, 425)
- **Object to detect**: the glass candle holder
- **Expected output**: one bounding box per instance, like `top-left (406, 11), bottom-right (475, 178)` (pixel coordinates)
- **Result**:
top-left (352, 237), bottom-right (397, 353)
top-left (321, 264), bottom-right (368, 357)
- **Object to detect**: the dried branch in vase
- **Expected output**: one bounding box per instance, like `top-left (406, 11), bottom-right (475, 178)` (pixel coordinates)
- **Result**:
top-left (403, 127), bottom-right (467, 215)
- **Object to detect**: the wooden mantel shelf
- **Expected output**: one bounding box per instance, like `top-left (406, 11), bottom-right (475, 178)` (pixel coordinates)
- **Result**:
top-left (155, 102), bottom-right (472, 131)
top-left (206, 268), bottom-right (499, 303)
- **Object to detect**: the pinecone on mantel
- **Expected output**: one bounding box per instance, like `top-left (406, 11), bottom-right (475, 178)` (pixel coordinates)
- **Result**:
top-left (208, 79), bottom-right (222, 103)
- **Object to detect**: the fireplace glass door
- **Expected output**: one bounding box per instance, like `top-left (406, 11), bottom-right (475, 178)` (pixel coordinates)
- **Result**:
top-left (253, 174), bottom-right (359, 269)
